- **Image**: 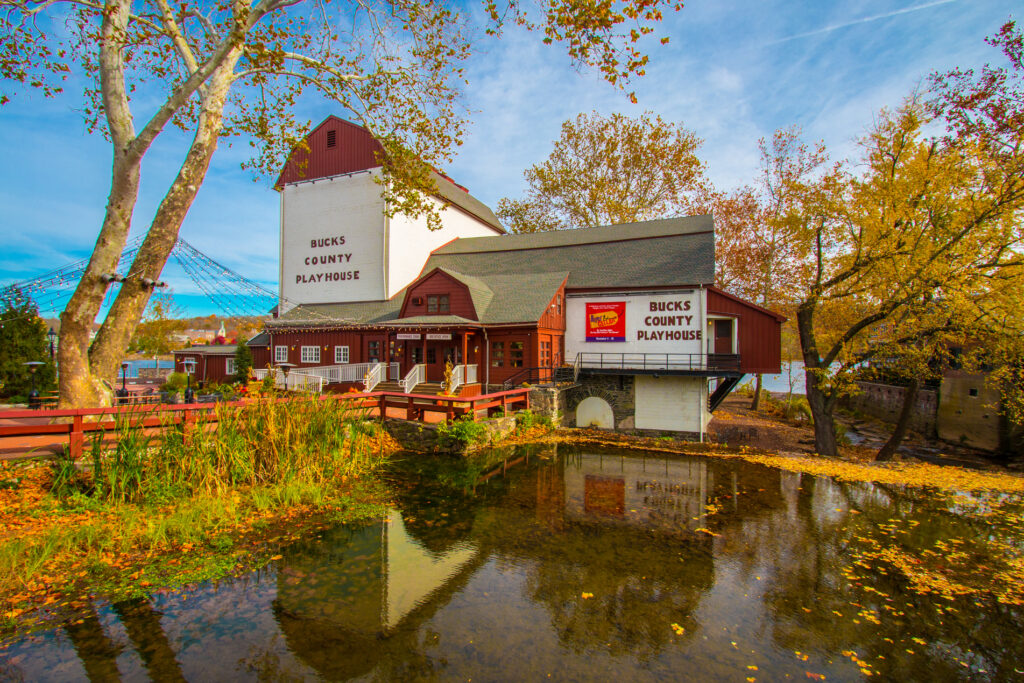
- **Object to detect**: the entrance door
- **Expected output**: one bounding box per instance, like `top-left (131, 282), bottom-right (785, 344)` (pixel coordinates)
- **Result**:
top-left (365, 336), bottom-right (385, 364)
top-left (714, 320), bottom-right (734, 354)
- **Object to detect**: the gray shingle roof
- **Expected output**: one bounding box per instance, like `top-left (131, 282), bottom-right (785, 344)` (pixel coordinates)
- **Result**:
top-left (269, 269), bottom-right (568, 328)
top-left (246, 332), bottom-right (270, 347)
top-left (432, 173), bottom-right (504, 233)
top-left (267, 216), bottom-right (713, 329)
top-left (426, 215), bottom-right (714, 288)
top-left (174, 345), bottom-right (237, 355)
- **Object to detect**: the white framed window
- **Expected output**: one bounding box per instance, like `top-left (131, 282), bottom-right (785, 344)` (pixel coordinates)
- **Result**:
top-left (275, 345), bottom-right (288, 363)
top-left (334, 345), bottom-right (350, 364)
top-left (301, 345), bottom-right (320, 364)
top-left (226, 358), bottom-right (236, 375)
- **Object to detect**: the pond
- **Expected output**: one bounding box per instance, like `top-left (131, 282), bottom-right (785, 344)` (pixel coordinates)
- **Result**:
top-left (2, 446), bottom-right (1022, 681)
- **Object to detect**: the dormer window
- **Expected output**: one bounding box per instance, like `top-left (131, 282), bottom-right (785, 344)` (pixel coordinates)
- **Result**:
top-left (427, 294), bottom-right (450, 314)
top-left (326, 129), bottom-right (337, 148)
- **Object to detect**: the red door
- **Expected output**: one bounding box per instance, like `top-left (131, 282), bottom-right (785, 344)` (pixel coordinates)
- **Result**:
top-left (714, 320), bottom-right (734, 354)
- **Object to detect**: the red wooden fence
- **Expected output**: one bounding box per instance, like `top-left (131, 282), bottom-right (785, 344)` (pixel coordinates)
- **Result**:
top-left (0, 388), bottom-right (531, 459)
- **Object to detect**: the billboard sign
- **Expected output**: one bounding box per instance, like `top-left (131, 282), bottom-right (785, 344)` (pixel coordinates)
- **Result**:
top-left (586, 301), bottom-right (626, 342)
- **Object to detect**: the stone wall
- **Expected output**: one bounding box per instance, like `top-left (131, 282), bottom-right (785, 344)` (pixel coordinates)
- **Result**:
top-left (844, 381), bottom-right (938, 436)
top-left (382, 415), bottom-right (517, 455)
top-left (564, 375), bottom-right (635, 429)
top-left (138, 367), bottom-right (173, 380)
top-left (936, 372), bottom-right (1001, 452)
top-left (528, 386), bottom-right (567, 426)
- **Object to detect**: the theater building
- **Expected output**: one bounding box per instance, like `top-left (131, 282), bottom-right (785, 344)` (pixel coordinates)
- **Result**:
top-left (245, 117), bottom-right (784, 436)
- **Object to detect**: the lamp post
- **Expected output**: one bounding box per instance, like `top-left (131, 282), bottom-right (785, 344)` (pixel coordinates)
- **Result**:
top-left (117, 361), bottom-right (130, 404)
top-left (47, 327), bottom-right (57, 362)
top-left (23, 361), bottom-right (44, 409)
top-left (182, 358), bottom-right (196, 404)
top-left (275, 362), bottom-right (295, 391)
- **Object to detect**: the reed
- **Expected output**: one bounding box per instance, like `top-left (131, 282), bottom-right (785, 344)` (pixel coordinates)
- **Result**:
top-left (54, 395), bottom-right (383, 505)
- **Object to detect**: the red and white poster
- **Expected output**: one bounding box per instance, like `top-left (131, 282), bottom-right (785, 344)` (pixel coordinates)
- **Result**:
top-left (586, 301), bottom-right (626, 342)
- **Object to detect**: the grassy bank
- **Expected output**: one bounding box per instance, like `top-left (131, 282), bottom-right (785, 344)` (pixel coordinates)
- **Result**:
top-left (0, 395), bottom-right (397, 634)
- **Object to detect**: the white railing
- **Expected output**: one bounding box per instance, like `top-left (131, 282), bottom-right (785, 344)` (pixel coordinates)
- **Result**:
top-left (362, 362), bottom-right (386, 392)
top-left (251, 368), bottom-right (325, 393)
top-left (388, 362), bottom-right (400, 380)
top-left (399, 364), bottom-right (426, 393)
top-left (465, 364), bottom-right (478, 384)
top-left (448, 364), bottom-right (466, 394)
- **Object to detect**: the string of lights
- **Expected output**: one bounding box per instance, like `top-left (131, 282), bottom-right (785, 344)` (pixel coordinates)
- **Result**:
top-left (0, 237), bottom-right (357, 324)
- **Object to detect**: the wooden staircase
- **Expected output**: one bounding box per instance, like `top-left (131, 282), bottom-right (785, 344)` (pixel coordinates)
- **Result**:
top-left (374, 381), bottom-right (448, 395)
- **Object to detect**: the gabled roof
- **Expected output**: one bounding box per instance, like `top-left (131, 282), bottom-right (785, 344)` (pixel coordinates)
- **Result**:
top-left (423, 215), bottom-right (714, 288)
top-left (246, 332), bottom-right (270, 347)
top-left (274, 116), bottom-right (503, 232)
top-left (268, 269), bottom-right (568, 329)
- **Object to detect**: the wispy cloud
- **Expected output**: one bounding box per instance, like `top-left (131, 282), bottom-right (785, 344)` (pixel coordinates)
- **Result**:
top-left (764, 0), bottom-right (960, 46)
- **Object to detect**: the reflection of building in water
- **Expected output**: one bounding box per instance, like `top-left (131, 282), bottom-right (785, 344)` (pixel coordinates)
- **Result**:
top-left (562, 452), bottom-right (712, 532)
top-left (275, 509), bottom-right (480, 677)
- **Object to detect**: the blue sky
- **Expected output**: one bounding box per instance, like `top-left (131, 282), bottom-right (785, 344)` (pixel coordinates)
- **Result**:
top-left (0, 0), bottom-right (1017, 317)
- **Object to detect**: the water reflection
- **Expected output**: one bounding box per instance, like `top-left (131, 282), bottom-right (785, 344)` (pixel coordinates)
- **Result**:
top-left (2, 445), bottom-right (1022, 681)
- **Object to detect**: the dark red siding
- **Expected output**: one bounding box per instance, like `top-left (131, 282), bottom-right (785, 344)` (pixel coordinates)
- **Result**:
top-left (265, 330), bottom-right (365, 369)
top-left (400, 270), bottom-right (477, 319)
top-left (275, 117), bottom-right (383, 188)
top-left (173, 351), bottom-right (234, 384)
top-left (706, 287), bottom-right (785, 374)
top-left (538, 280), bottom-right (568, 331)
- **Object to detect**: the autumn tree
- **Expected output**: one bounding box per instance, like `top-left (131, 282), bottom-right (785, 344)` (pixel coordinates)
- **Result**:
top-left (497, 111), bottom-right (705, 232)
top-left (790, 96), bottom-right (1024, 458)
top-left (128, 296), bottom-right (186, 355)
top-left (1, 0), bottom-right (682, 409)
top-left (703, 129), bottom-right (826, 409)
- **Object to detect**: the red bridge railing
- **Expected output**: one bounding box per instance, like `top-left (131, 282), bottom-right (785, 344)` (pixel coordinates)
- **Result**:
top-left (0, 388), bottom-right (531, 460)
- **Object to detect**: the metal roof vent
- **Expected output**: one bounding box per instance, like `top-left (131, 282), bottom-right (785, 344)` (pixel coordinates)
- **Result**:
top-left (326, 130), bottom-right (337, 148)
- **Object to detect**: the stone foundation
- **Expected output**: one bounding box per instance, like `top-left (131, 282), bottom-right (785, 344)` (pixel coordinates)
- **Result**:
top-left (382, 415), bottom-right (517, 455)
top-left (843, 381), bottom-right (937, 436)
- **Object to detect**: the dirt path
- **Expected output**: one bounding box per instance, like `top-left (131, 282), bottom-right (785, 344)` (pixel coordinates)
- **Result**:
top-left (708, 394), bottom-right (1017, 471)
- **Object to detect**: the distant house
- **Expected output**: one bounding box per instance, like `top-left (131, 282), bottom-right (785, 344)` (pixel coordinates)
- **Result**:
top-left (172, 345), bottom-right (238, 385)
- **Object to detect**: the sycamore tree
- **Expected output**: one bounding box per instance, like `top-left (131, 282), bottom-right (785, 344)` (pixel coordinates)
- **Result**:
top-left (497, 111), bottom-right (705, 232)
top-left (1, 0), bottom-right (682, 408)
top-left (790, 95), bottom-right (1024, 458)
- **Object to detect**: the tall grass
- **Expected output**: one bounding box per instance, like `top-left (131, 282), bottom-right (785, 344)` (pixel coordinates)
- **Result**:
top-left (54, 395), bottom-right (384, 505)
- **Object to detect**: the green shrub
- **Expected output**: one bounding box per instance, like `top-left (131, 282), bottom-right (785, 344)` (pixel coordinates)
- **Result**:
top-left (436, 416), bottom-right (489, 450)
top-left (515, 409), bottom-right (552, 432)
top-left (161, 372), bottom-right (188, 392)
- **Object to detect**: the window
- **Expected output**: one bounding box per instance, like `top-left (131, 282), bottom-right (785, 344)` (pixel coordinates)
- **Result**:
top-left (427, 294), bottom-right (450, 314)
top-left (540, 340), bottom-right (551, 368)
top-left (226, 358), bottom-right (236, 375)
top-left (301, 346), bottom-right (320, 364)
top-left (275, 346), bottom-right (288, 363)
top-left (426, 348), bottom-right (436, 364)
top-left (412, 347), bottom-right (423, 364)
top-left (326, 129), bottom-right (337, 148)
top-left (491, 341), bottom-right (504, 367)
top-left (556, 294), bottom-right (562, 315)
top-left (509, 341), bottom-right (524, 368)
top-left (368, 340), bottom-right (381, 363)
top-left (334, 345), bottom-right (350, 364)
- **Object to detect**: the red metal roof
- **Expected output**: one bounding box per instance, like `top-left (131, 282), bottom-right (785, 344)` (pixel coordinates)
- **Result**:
top-left (274, 116), bottom-right (384, 189)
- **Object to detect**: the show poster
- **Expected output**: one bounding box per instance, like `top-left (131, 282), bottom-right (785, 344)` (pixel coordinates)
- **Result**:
top-left (586, 301), bottom-right (626, 342)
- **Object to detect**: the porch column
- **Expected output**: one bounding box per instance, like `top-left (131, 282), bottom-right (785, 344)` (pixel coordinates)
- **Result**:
top-left (462, 332), bottom-right (469, 372)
